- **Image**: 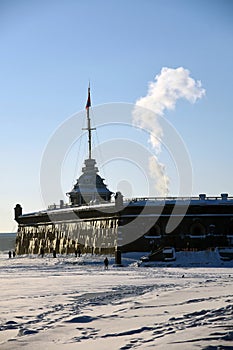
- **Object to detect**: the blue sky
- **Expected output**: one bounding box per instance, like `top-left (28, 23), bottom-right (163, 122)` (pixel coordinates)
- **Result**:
top-left (0, 0), bottom-right (233, 232)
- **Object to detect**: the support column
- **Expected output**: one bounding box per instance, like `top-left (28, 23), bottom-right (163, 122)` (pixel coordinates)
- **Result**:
top-left (115, 248), bottom-right (122, 265)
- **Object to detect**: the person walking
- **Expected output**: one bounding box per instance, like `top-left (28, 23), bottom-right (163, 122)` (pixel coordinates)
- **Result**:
top-left (104, 257), bottom-right (109, 269)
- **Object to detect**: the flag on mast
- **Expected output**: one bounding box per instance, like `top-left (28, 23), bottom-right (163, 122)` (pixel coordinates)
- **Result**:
top-left (86, 86), bottom-right (91, 109)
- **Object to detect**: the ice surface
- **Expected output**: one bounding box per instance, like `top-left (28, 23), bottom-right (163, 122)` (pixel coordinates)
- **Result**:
top-left (0, 252), bottom-right (232, 349)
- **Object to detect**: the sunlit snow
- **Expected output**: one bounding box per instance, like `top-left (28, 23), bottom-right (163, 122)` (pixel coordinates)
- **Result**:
top-left (0, 252), bottom-right (232, 349)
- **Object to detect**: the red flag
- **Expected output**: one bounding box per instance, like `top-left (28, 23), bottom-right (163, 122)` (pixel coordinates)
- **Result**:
top-left (86, 88), bottom-right (91, 109)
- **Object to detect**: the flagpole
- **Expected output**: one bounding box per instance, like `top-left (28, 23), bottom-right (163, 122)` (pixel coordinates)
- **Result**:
top-left (87, 85), bottom-right (91, 159)
top-left (85, 83), bottom-right (95, 160)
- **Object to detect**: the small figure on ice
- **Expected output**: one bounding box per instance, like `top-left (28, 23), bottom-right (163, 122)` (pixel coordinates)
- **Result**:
top-left (40, 247), bottom-right (44, 258)
top-left (75, 248), bottom-right (81, 257)
top-left (104, 257), bottom-right (109, 270)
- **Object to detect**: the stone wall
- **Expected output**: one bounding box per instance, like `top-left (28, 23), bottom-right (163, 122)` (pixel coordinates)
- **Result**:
top-left (15, 218), bottom-right (119, 255)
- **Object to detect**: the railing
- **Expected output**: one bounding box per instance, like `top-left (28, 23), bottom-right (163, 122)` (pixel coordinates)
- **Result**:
top-left (124, 196), bottom-right (233, 203)
top-left (47, 195), bottom-right (233, 210)
top-left (47, 203), bottom-right (71, 210)
top-left (47, 200), bottom-right (115, 210)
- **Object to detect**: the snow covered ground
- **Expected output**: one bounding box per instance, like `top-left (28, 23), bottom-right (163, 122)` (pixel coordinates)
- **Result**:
top-left (0, 252), bottom-right (233, 350)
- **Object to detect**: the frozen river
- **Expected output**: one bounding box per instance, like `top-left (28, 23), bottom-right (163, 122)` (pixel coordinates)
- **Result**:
top-left (0, 253), bottom-right (232, 349)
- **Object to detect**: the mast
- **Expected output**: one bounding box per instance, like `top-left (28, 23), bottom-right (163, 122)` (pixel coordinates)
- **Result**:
top-left (67, 84), bottom-right (113, 206)
top-left (85, 83), bottom-right (95, 159)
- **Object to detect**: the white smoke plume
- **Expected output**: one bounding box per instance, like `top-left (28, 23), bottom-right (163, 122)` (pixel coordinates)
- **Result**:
top-left (133, 67), bottom-right (205, 195)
